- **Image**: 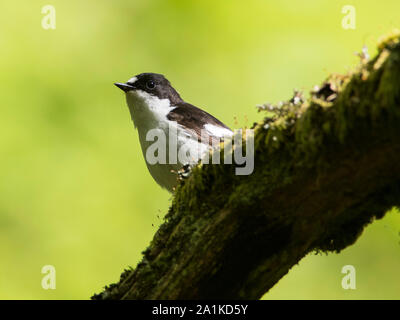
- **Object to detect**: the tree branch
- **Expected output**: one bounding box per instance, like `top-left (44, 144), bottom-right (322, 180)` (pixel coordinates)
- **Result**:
top-left (93, 33), bottom-right (400, 300)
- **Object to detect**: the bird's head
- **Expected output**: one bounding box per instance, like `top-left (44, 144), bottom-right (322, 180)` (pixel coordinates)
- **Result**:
top-left (114, 73), bottom-right (182, 106)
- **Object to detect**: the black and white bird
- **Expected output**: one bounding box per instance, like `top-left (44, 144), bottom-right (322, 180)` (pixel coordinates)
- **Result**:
top-left (115, 73), bottom-right (233, 192)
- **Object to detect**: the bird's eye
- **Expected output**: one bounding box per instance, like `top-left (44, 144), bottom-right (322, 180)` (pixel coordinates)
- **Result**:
top-left (146, 80), bottom-right (156, 89)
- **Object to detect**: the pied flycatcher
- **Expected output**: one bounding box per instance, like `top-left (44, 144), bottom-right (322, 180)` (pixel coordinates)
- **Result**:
top-left (115, 73), bottom-right (233, 192)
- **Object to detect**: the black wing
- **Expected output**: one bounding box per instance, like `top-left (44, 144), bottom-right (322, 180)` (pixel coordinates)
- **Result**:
top-left (166, 102), bottom-right (232, 144)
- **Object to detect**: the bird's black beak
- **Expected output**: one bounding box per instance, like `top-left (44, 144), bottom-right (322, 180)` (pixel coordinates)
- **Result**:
top-left (114, 82), bottom-right (135, 92)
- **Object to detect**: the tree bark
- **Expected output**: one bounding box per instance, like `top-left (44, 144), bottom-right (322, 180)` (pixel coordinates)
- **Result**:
top-left (93, 33), bottom-right (400, 300)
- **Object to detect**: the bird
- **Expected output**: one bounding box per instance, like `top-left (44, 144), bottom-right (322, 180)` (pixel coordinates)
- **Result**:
top-left (115, 73), bottom-right (233, 192)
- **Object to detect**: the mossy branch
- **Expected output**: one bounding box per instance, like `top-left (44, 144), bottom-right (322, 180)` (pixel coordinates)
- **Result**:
top-left (93, 33), bottom-right (400, 300)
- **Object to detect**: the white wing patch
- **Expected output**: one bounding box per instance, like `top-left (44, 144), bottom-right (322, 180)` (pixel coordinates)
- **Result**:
top-left (204, 124), bottom-right (233, 138)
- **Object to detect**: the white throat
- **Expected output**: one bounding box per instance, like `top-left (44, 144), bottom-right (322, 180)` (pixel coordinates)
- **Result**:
top-left (125, 89), bottom-right (174, 131)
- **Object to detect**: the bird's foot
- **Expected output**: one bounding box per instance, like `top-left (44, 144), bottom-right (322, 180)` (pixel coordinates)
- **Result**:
top-left (177, 164), bottom-right (192, 180)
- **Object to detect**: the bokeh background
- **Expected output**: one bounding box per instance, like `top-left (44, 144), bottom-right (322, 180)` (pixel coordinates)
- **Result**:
top-left (0, 0), bottom-right (399, 299)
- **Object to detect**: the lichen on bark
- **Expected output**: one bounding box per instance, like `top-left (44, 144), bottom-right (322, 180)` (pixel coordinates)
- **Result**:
top-left (93, 32), bottom-right (400, 300)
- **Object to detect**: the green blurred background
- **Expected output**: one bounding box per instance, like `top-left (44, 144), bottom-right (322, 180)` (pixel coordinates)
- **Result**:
top-left (0, 0), bottom-right (399, 299)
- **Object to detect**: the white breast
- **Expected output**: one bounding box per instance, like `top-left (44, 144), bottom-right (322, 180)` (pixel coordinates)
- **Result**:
top-left (125, 90), bottom-right (209, 192)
